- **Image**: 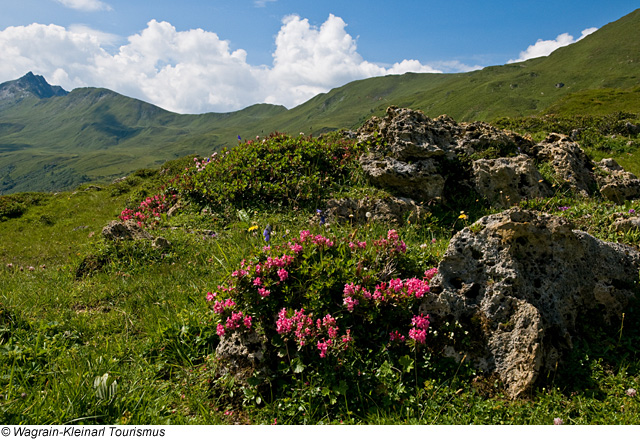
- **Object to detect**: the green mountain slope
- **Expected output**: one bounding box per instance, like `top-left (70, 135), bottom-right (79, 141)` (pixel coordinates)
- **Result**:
top-left (1, 9), bottom-right (639, 194)
top-left (0, 81), bottom-right (286, 194)
top-left (272, 8), bottom-right (640, 133)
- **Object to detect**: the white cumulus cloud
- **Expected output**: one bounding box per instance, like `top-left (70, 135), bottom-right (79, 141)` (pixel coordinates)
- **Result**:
top-left (265, 14), bottom-right (440, 108)
top-left (509, 27), bottom-right (598, 63)
top-left (68, 24), bottom-right (120, 46)
top-left (0, 15), bottom-right (442, 113)
top-left (55, 0), bottom-right (112, 12)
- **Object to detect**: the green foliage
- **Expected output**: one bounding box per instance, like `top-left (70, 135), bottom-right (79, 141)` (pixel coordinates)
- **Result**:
top-left (4, 14), bottom-right (640, 420)
top-left (493, 112), bottom-right (640, 176)
top-left (493, 112), bottom-right (639, 144)
top-left (175, 133), bottom-right (363, 214)
top-left (2, 164), bottom-right (640, 422)
top-left (0, 192), bottom-right (51, 221)
top-left (203, 225), bottom-right (471, 420)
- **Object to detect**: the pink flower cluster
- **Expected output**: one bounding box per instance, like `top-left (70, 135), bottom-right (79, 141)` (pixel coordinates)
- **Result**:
top-left (119, 193), bottom-right (176, 227)
top-left (348, 241), bottom-right (367, 250)
top-left (212, 298), bottom-right (236, 314)
top-left (276, 308), bottom-right (315, 347)
top-left (209, 231), bottom-right (350, 313)
top-left (373, 229), bottom-right (407, 253)
top-left (408, 313), bottom-right (430, 345)
top-left (276, 308), bottom-right (351, 357)
top-left (424, 267), bottom-right (438, 281)
top-left (231, 269), bottom-right (249, 278)
top-left (211, 298), bottom-right (253, 336)
top-left (342, 268), bottom-right (436, 312)
top-left (289, 243), bottom-right (303, 254)
top-left (299, 230), bottom-right (334, 248)
top-left (193, 153), bottom-right (218, 173)
top-left (277, 268), bottom-right (289, 281)
top-left (264, 254), bottom-right (295, 270)
top-left (389, 330), bottom-right (405, 343)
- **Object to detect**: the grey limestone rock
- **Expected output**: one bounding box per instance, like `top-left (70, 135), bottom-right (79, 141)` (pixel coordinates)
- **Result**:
top-left (423, 207), bottom-right (640, 398)
top-left (215, 330), bottom-right (267, 380)
top-left (359, 154), bottom-right (445, 201)
top-left (101, 220), bottom-right (152, 241)
top-left (595, 158), bottom-right (640, 203)
top-left (325, 195), bottom-right (424, 225)
top-left (357, 107), bottom-right (640, 206)
top-left (613, 216), bottom-right (640, 233)
top-left (530, 133), bottom-right (596, 197)
top-left (472, 155), bottom-right (552, 208)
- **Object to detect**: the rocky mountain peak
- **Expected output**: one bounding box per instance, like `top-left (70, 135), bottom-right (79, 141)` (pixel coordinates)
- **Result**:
top-left (0, 72), bottom-right (68, 102)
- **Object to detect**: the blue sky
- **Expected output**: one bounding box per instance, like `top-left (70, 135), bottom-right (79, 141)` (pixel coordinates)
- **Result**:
top-left (0, 0), bottom-right (637, 113)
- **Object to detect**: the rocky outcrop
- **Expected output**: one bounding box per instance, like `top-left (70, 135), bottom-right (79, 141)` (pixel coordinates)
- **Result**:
top-left (357, 107), bottom-right (640, 208)
top-left (613, 216), bottom-right (640, 233)
top-left (595, 158), bottom-right (640, 203)
top-left (101, 220), bottom-right (172, 250)
top-left (422, 208), bottom-right (640, 398)
top-left (215, 330), bottom-right (267, 379)
top-left (529, 133), bottom-right (597, 196)
top-left (325, 196), bottom-right (424, 225)
top-left (358, 154), bottom-right (445, 201)
top-left (357, 107), bottom-right (535, 207)
top-left (472, 155), bottom-right (552, 208)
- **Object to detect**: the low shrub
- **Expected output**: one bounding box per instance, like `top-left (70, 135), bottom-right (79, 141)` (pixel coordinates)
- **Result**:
top-left (203, 226), bottom-right (469, 420)
top-left (172, 133), bottom-right (363, 213)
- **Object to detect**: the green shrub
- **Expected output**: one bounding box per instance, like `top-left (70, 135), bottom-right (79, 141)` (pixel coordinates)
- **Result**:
top-left (173, 133), bottom-right (363, 213)
top-left (203, 226), bottom-right (469, 420)
top-left (0, 192), bottom-right (51, 222)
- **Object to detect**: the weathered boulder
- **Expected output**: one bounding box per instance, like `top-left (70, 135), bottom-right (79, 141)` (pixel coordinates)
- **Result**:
top-left (357, 107), bottom-right (540, 205)
top-left (358, 154), bottom-right (445, 201)
top-left (358, 108), bottom-right (460, 160)
top-left (357, 106), bottom-right (530, 161)
top-left (530, 133), bottom-right (596, 196)
top-left (423, 208), bottom-right (640, 398)
top-left (325, 196), bottom-right (424, 225)
top-left (152, 236), bottom-right (172, 249)
top-left (215, 330), bottom-right (267, 379)
top-left (613, 216), bottom-right (640, 233)
top-left (458, 121), bottom-right (533, 158)
top-left (595, 158), bottom-right (640, 203)
top-left (472, 155), bottom-right (552, 208)
top-left (102, 220), bottom-right (152, 241)
top-left (357, 107), bottom-right (640, 206)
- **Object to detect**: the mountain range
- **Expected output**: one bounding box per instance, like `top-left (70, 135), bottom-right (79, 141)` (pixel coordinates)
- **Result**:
top-left (1, 8), bottom-right (639, 195)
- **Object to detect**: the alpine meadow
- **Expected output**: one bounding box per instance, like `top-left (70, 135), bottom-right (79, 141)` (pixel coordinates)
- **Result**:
top-left (1, 8), bottom-right (640, 426)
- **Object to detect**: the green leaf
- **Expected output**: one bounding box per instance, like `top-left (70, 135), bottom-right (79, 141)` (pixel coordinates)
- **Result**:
top-left (335, 380), bottom-right (348, 395)
top-left (291, 357), bottom-right (305, 374)
top-left (398, 355), bottom-right (414, 373)
top-left (377, 360), bottom-right (393, 378)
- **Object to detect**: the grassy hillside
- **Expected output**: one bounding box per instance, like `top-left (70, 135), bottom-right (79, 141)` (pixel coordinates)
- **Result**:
top-left (0, 88), bottom-right (286, 193)
top-left (1, 129), bottom-right (640, 424)
top-left (264, 8), bottom-right (640, 133)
